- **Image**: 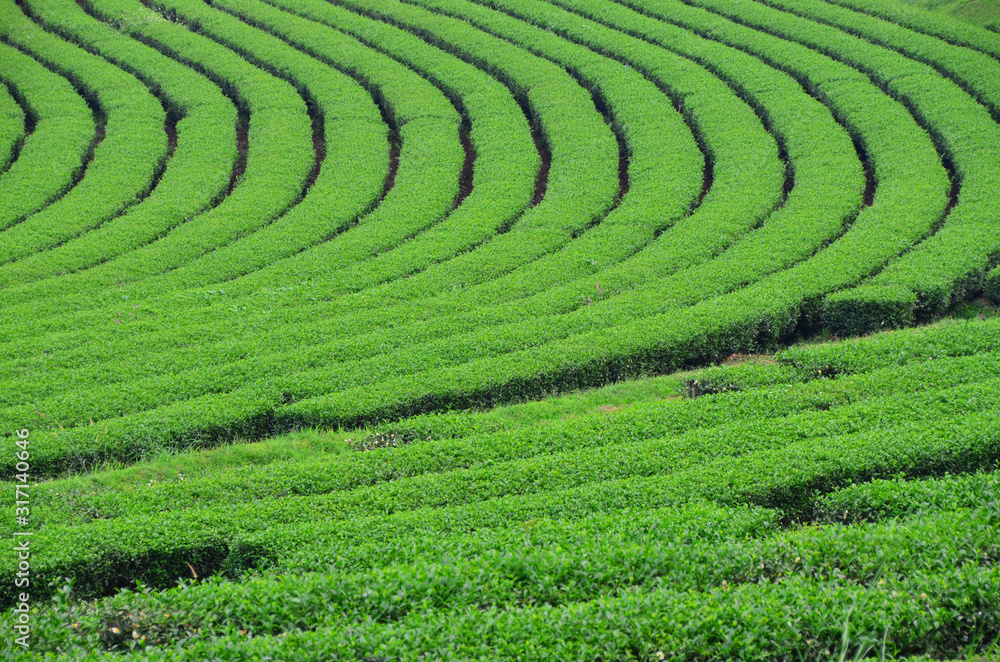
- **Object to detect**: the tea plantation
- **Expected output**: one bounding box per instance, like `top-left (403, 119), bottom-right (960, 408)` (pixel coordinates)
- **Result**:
top-left (0, 0), bottom-right (998, 658)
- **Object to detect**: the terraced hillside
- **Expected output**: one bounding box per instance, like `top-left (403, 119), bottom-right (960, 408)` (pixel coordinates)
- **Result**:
top-left (1, 0), bottom-right (999, 658)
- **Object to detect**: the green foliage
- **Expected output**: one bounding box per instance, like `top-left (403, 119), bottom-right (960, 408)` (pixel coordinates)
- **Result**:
top-left (3, 0), bottom-right (1000, 658)
top-left (0, 42), bottom-right (95, 231)
top-left (815, 471), bottom-right (1000, 524)
top-left (683, 359), bottom-right (798, 396)
top-left (824, 285), bottom-right (918, 337)
top-left (892, 0), bottom-right (1000, 30)
top-left (0, 0), bottom-right (235, 287)
top-left (0, 0), bottom-right (167, 261)
top-left (779, 316), bottom-right (1000, 375)
top-left (0, 78), bottom-right (25, 174)
top-left (31, 507), bottom-right (999, 655)
top-left (986, 265), bottom-right (1000, 304)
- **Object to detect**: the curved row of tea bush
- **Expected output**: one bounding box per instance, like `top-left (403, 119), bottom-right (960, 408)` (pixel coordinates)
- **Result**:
top-left (1, 302), bottom-right (995, 480)
top-left (0, 0), bottom-right (167, 263)
top-left (0, 40), bottom-right (94, 232)
top-left (4, 346), bottom-right (998, 595)
top-left (0, 0), bottom-right (868, 446)
top-left (680, 0), bottom-right (1000, 324)
top-left (0, 0), bottom-right (994, 477)
top-left (0, 0), bottom-right (790, 413)
top-left (986, 265), bottom-right (1000, 304)
top-left (815, 470), bottom-right (1000, 524)
top-left (0, 0), bottom-right (313, 306)
top-left (0, 0), bottom-right (236, 288)
top-left (0, 79), bottom-right (23, 173)
top-left (13, 360), bottom-right (998, 530)
top-left (4, 320), bottom-right (999, 661)
top-left (0, 0), bottom-right (476, 306)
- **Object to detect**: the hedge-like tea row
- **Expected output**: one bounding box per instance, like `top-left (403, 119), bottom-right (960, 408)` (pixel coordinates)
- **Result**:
top-left (6, 392), bottom-right (998, 603)
top-left (0, 0), bottom-right (313, 307)
top-left (778, 316), bottom-right (1000, 375)
top-left (0, 0), bottom-right (236, 287)
top-left (0, 0), bottom-right (892, 456)
top-left (698, 318), bottom-right (1000, 389)
top-left (823, 0), bottom-right (1000, 62)
top-left (31, 374), bottom-right (1000, 533)
top-left (682, 0), bottom-right (1000, 323)
top-left (0, 79), bottom-right (23, 173)
top-left (0, 41), bottom-right (95, 231)
top-left (815, 470), bottom-right (1000, 524)
top-left (197, 0), bottom-right (536, 297)
top-left (110, 566), bottom-right (999, 662)
top-left (823, 284), bottom-right (917, 336)
top-left (37, 507), bottom-right (998, 651)
top-left (0, 0), bottom-right (167, 262)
